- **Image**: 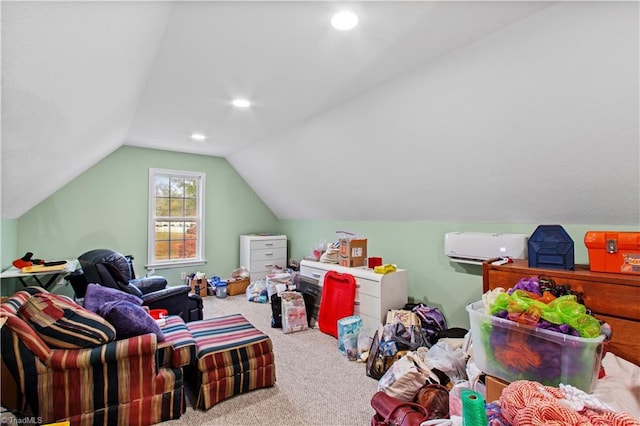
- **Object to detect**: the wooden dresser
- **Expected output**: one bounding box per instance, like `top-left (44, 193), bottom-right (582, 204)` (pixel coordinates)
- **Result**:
top-left (483, 260), bottom-right (640, 366)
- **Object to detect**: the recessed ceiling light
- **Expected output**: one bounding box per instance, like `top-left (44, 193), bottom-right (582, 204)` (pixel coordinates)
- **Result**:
top-left (232, 98), bottom-right (251, 108)
top-left (331, 11), bottom-right (358, 31)
top-left (190, 133), bottom-right (207, 141)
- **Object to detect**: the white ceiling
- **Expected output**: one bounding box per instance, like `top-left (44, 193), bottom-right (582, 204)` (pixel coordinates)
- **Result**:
top-left (2, 1), bottom-right (639, 225)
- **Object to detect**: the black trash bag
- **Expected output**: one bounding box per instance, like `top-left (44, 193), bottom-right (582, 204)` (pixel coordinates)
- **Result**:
top-left (434, 327), bottom-right (468, 341)
top-left (270, 293), bottom-right (282, 328)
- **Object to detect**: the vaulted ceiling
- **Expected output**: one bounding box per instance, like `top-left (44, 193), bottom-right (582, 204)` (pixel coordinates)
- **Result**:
top-left (2, 1), bottom-right (639, 225)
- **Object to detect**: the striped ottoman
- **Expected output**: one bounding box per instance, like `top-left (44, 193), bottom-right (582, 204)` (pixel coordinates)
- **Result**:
top-left (186, 314), bottom-right (276, 410)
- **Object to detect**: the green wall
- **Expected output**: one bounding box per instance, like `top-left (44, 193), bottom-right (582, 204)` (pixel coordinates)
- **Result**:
top-left (2, 146), bottom-right (636, 328)
top-left (2, 146), bottom-right (278, 295)
top-left (278, 221), bottom-right (638, 328)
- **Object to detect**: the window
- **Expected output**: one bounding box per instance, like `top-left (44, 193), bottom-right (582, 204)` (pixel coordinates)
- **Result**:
top-left (148, 168), bottom-right (205, 268)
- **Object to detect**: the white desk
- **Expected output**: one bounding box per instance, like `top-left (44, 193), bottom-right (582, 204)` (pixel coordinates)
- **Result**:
top-left (299, 260), bottom-right (408, 331)
top-left (1, 260), bottom-right (79, 291)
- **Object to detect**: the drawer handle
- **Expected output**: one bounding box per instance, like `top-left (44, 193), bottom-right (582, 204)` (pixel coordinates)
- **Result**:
top-left (312, 273), bottom-right (321, 278)
top-left (265, 252), bottom-right (274, 256)
top-left (265, 243), bottom-right (274, 247)
top-left (264, 264), bottom-right (274, 268)
top-left (356, 283), bottom-right (361, 288)
top-left (354, 300), bottom-right (361, 305)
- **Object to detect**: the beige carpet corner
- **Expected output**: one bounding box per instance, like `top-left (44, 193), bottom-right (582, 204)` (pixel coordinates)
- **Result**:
top-left (161, 293), bottom-right (378, 426)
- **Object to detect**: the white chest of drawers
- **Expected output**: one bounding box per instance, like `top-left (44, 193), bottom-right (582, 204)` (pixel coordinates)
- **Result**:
top-left (299, 259), bottom-right (408, 331)
top-left (240, 234), bottom-right (288, 282)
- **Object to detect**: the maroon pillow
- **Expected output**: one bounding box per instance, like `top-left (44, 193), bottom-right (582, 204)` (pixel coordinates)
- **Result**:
top-left (98, 300), bottom-right (164, 341)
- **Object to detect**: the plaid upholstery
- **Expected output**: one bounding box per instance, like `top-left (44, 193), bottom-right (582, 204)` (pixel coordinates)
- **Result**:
top-left (1, 288), bottom-right (192, 425)
top-left (18, 292), bottom-right (116, 348)
top-left (186, 314), bottom-right (276, 409)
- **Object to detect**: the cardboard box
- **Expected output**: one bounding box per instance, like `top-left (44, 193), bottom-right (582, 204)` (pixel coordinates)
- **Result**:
top-left (339, 238), bottom-right (367, 267)
top-left (485, 375), bottom-right (509, 402)
top-left (188, 276), bottom-right (208, 297)
top-left (227, 277), bottom-right (250, 296)
top-left (585, 231), bottom-right (640, 275)
top-left (467, 301), bottom-right (604, 392)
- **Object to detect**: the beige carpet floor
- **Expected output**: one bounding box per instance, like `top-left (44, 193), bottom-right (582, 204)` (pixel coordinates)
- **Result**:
top-left (161, 293), bottom-right (378, 426)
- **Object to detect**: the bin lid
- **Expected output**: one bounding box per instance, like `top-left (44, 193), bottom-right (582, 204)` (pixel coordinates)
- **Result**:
top-left (529, 225), bottom-right (573, 244)
top-left (338, 315), bottom-right (362, 325)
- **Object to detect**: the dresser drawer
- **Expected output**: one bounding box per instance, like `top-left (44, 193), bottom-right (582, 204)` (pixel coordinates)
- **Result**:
top-left (250, 258), bottom-right (287, 274)
top-left (354, 292), bottom-right (379, 318)
top-left (251, 247), bottom-right (286, 262)
top-left (300, 265), bottom-right (328, 284)
top-left (250, 239), bottom-right (287, 250)
top-left (354, 277), bottom-right (381, 298)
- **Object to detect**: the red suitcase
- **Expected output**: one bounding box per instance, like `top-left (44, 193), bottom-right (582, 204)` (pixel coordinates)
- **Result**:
top-left (318, 270), bottom-right (356, 338)
top-left (584, 231), bottom-right (640, 275)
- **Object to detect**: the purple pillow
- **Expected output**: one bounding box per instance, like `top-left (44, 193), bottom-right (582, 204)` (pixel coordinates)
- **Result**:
top-left (83, 283), bottom-right (142, 313)
top-left (98, 300), bottom-right (164, 342)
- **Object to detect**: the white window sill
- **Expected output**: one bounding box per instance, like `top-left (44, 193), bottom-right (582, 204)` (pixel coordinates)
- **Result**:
top-left (146, 259), bottom-right (207, 270)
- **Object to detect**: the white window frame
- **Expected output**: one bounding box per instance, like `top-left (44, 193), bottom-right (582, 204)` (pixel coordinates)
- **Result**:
top-left (147, 168), bottom-right (206, 270)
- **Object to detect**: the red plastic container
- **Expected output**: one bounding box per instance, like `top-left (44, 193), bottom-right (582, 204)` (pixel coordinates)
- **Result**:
top-left (149, 309), bottom-right (168, 319)
top-left (368, 257), bottom-right (383, 269)
top-left (318, 271), bottom-right (356, 338)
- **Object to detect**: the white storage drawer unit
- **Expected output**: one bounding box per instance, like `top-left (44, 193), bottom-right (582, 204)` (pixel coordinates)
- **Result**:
top-left (240, 234), bottom-right (287, 282)
top-left (299, 259), bottom-right (408, 330)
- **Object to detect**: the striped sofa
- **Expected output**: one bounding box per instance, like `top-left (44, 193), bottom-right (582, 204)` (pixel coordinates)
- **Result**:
top-left (1, 287), bottom-right (195, 425)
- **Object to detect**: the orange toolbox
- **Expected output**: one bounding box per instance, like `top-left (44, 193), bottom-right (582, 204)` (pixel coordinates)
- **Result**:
top-left (584, 231), bottom-right (640, 275)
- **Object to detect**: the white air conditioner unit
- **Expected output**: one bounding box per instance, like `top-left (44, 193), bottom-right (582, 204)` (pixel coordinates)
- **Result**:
top-left (444, 232), bottom-right (529, 265)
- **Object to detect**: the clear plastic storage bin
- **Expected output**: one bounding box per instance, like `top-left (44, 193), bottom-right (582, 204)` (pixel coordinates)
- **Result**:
top-left (466, 301), bottom-right (604, 392)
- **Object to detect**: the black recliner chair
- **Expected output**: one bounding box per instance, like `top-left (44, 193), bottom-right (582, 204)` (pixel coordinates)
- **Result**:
top-left (72, 248), bottom-right (203, 322)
